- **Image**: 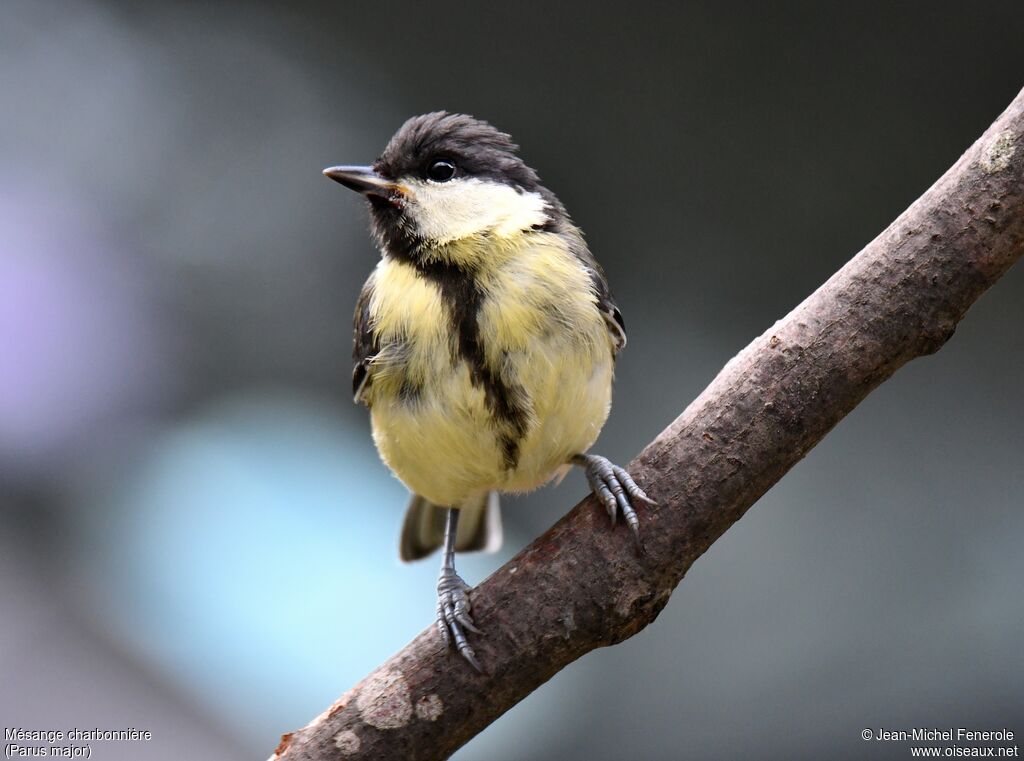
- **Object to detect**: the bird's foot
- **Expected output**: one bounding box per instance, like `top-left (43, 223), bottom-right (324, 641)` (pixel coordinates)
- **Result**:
top-left (436, 567), bottom-right (482, 672)
top-left (573, 453), bottom-right (656, 551)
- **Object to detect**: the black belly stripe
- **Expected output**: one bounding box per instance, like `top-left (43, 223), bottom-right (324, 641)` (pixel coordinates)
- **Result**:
top-left (415, 257), bottom-right (529, 470)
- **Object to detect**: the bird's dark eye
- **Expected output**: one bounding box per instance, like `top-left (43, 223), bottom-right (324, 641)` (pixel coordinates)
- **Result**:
top-left (426, 159), bottom-right (456, 182)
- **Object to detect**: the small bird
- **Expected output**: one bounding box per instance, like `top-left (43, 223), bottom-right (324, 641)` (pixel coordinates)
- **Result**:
top-left (324, 112), bottom-right (653, 671)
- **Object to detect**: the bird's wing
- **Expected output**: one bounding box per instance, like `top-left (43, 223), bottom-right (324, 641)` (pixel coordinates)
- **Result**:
top-left (565, 230), bottom-right (627, 354)
top-left (352, 276), bottom-right (378, 405)
top-left (598, 293), bottom-right (627, 354)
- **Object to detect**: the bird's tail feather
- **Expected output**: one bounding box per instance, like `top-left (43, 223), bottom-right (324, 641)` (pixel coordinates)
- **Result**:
top-left (399, 491), bottom-right (502, 562)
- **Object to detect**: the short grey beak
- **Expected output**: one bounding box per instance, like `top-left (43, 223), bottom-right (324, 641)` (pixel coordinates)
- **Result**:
top-left (322, 165), bottom-right (401, 200)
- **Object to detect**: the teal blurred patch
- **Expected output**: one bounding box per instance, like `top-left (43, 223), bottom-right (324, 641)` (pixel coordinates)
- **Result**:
top-left (67, 391), bottom-right (440, 740)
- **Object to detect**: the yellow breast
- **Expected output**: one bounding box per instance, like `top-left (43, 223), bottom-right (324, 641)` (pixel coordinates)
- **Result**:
top-left (364, 233), bottom-right (615, 507)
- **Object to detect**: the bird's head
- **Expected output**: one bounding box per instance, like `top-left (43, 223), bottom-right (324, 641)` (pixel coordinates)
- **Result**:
top-left (325, 112), bottom-right (564, 264)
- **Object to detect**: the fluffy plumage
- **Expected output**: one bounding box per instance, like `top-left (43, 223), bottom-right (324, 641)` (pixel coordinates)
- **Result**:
top-left (346, 112), bottom-right (626, 556)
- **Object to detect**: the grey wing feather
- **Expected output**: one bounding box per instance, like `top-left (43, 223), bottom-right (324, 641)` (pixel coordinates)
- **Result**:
top-left (352, 277), bottom-right (378, 405)
top-left (601, 302), bottom-right (627, 353)
top-left (562, 225), bottom-right (627, 354)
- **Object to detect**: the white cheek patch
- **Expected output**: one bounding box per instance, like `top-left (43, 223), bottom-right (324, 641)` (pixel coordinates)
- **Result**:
top-left (404, 178), bottom-right (549, 242)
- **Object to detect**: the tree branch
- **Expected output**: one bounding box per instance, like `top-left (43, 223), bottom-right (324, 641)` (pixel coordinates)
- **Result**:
top-left (272, 87), bottom-right (1024, 761)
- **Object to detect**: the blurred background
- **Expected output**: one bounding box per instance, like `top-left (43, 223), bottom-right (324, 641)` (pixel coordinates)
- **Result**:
top-left (2, 2), bottom-right (1022, 759)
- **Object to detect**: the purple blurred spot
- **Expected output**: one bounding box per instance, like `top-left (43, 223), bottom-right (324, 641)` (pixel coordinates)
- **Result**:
top-left (0, 185), bottom-right (173, 480)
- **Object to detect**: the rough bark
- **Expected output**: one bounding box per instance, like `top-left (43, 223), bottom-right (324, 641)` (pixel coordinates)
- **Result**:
top-left (271, 87), bottom-right (1024, 761)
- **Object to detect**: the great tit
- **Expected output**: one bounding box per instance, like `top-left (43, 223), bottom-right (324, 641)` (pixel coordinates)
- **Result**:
top-left (324, 112), bottom-right (653, 671)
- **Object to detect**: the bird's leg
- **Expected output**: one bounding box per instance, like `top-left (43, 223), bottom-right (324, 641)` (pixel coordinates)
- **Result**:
top-left (571, 453), bottom-right (656, 552)
top-left (435, 508), bottom-right (483, 672)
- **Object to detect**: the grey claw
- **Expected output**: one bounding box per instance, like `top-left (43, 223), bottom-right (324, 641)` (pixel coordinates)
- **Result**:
top-left (437, 570), bottom-right (483, 670)
top-left (459, 645), bottom-right (483, 673)
top-left (613, 465), bottom-right (658, 505)
top-left (457, 613), bottom-right (482, 634)
top-left (628, 484), bottom-right (658, 506)
top-left (453, 598), bottom-right (481, 633)
top-left (577, 454), bottom-right (652, 552)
